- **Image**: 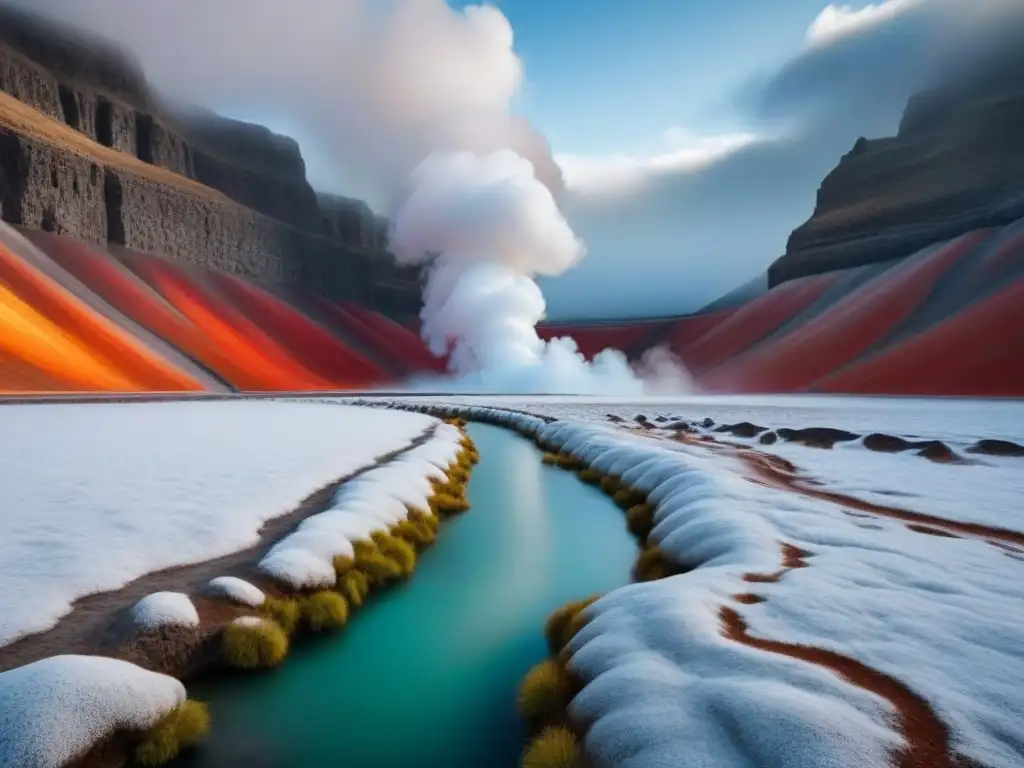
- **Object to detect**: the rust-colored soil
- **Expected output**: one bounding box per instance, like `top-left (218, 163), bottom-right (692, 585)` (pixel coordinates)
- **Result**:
top-left (0, 91), bottom-right (224, 201)
top-left (720, 605), bottom-right (963, 768)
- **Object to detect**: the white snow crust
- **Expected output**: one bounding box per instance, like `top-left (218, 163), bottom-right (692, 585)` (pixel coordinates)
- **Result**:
top-left (0, 655), bottom-right (184, 768)
top-left (257, 422), bottom-right (466, 589)
top-left (131, 591), bottom-right (200, 630)
top-left (0, 400), bottom-right (430, 646)
top-left (206, 576), bottom-right (265, 607)
top-left (389, 400), bottom-right (1024, 768)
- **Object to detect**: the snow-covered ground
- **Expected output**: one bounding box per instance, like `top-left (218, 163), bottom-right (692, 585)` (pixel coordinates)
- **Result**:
top-left (394, 394), bottom-right (1024, 532)
top-left (392, 401), bottom-right (1024, 768)
top-left (0, 401), bottom-right (433, 646)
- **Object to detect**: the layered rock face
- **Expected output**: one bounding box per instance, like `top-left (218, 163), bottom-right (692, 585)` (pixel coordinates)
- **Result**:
top-left (0, 6), bottom-right (422, 315)
top-left (769, 80), bottom-right (1024, 286)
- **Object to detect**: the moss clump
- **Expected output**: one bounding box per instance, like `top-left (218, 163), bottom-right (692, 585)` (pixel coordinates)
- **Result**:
top-left (259, 595), bottom-right (301, 636)
top-left (393, 518), bottom-right (436, 548)
top-left (517, 660), bottom-right (571, 723)
top-left (357, 551), bottom-right (405, 586)
top-left (301, 591), bottom-right (350, 632)
top-left (338, 569), bottom-right (370, 607)
top-left (520, 725), bottom-right (585, 768)
top-left (352, 538), bottom-right (377, 560)
top-left (134, 700), bottom-right (210, 766)
top-left (431, 492), bottom-right (471, 516)
top-left (599, 475), bottom-right (622, 495)
top-left (626, 503), bottom-right (655, 541)
top-left (612, 487), bottom-right (643, 510)
top-left (222, 618), bottom-right (288, 669)
top-left (541, 452), bottom-right (561, 466)
top-left (576, 468), bottom-right (602, 485)
top-left (544, 596), bottom-right (599, 656)
top-left (372, 531), bottom-right (417, 575)
top-left (332, 554), bottom-right (354, 576)
top-left (634, 546), bottom-right (674, 582)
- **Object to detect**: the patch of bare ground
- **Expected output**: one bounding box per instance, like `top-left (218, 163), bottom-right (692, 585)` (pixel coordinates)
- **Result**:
top-left (672, 431), bottom-right (1024, 549)
top-left (0, 426), bottom-right (434, 673)
top-left (0, 91), bottom-right (225, 201)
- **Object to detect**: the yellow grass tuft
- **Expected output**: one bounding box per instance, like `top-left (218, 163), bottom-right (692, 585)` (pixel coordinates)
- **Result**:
top-left (599, 476), bottom-right (622, 495)
top-left (634, 546), bottom-right (674, 582)
top-left (626, 503), bottom-right (655, 541)
top-left (332, 555), bottom-right (354, 576)
top-left (544, 596), bottom-right (600, 656)
top-left (372, 531), bottom-right (417, 575)
top-left (431, 492), bottom-right (471, 516)
top-left (517, 660), bottom-right (571, 723)
top-left (221, 618), bottom-right (288, 669)
top-left (300, 591), bottom-right (350, 632)
top-left (134, 700), bottom-right (210, 766)
top-left (259, 596), bottom-right (301, 636)
top-left (520, 725), bottom-right (585, 768)
top-left (577, 468), bottom-right (602, 485)
top-left (338, 569), bottom-right (370, 607)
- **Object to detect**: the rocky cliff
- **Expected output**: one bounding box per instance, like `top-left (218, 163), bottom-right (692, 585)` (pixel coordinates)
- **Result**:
top-left (769, 76), bottom-right (1024, 286)
top-left (0, 5), bottom-right (422, 315)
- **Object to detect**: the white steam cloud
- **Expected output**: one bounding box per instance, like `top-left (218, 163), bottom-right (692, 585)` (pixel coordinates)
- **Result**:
top-left (390, 150), bottom-right (663, 394)
top-left (20, 0), bottom-right (691, 394)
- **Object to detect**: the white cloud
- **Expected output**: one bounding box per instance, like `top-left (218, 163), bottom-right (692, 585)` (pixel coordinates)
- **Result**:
top-left (806, 0), bottom-right (925, 47)
top-left (556, 130), bottom-right (759, 196)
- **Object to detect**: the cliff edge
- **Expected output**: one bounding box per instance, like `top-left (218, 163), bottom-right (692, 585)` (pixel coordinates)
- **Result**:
top-left (769, 65), bottom-right (1024, 286)
top-left (0, 5), bottom-right (421, 315)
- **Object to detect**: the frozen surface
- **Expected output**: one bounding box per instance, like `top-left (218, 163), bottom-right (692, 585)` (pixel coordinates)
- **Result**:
top-left (258, 422), bottom-right (465, 589)
top-left (206, 576), bottom-right (265, 607)
top-left (0, 654), bottom-right (184, 768)
top-left (399, 401), bottom-right (1024, 768)
top-left (0, 401), bottom-right (432, 645)
top-left (131, 592), bottom-right (199, 630)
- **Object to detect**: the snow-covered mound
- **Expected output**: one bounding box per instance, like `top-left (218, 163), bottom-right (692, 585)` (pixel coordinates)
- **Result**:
top-left (131, 592), bottom-right (200, 631)
top-left (0, 400), bottom-right (432, 646)
top-left (206, 576), bottom-right (265, 608)
top-left (258, 421), bottom-right (466, 589)
top-left (0, 655), bottom-right (184, 768)
top-left (388, 401), bottom-right (1024, 768)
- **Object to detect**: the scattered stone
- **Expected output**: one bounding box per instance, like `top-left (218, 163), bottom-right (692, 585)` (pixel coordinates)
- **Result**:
top-left (654, 416), bottom-right (669, 423)
top-left (967, 439), bottom-right (1024, 457)
top-left (759, 432), bottom-right (778, 445)
top-left (863, 433), bottom-right (914, 453)
top-left (776, 427), bottom-right (860, 449)
top-left (915, 441), bottom-right (963, 464)
top-left (606, 414), bottom-right (624, 423)
top-left (634, 415), bottom-right (654, 429)
top-left (699, 418), bottom-right (715, 429)
top-left (667, 420), bottom-right (694, 432)
top-left (714, 422), bottom-right (768, 438)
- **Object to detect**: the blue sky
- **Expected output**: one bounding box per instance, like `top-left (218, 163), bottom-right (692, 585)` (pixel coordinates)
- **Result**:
top-left (450, 0), bottom-right (858, 157)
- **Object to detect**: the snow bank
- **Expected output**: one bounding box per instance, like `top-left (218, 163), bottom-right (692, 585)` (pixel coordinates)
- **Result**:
top-left (389, 400), bottom-right (1024, 768)
top-left (0, 655), bottom-right (184, 768)
top-left (131, 592), bottom-right (200, 631)
top-left (257, 421), bottom-right (467, 589)
top-left (206, 576), bottom-right (265, 608)
top-left (0, 401), bottom-right (431, 646)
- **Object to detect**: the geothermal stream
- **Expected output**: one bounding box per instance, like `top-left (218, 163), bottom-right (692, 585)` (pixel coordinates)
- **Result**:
top-left (175, 423), bottom-right (637, 767)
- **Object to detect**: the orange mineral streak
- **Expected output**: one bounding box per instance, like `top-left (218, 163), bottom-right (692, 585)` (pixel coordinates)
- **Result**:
top-left (0, 244), bottom-right (201, 392)
top-left (0, 278), bottom-right (140, 390)
top-left (123, 254), bottom-right (332, 390)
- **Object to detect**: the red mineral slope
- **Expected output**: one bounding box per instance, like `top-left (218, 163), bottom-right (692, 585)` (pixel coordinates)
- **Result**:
top-left (339, 302), bottom-right (447, 374)
top-left (678, 272), bottom-right (838, 373)
top-left (209, 273), bottom-right (389, 388)
top-left (701, 230), bottom-right (991, 392)
top-left (816, 279), bottom-right (1024, 396)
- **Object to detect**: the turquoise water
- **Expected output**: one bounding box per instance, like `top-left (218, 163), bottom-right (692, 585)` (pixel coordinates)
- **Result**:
top-left (178, 423), bottom-right (637, 768)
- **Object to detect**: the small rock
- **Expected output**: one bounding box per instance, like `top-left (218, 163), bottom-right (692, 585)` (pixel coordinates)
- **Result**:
top-left (699, 418), bottom-right (715, 429)
top-left (915, 441), bottom-right (963, 464)
top-left (714, 422), bottom-right (768, 438)
top-left (967, 439), bottom-right (1024, 457)
top-left (777, 427), bottom-right (860, 449)
top-left (863, 433), bottom-right (914, 453)
top-left (759, 432), bottom-right (778, 445)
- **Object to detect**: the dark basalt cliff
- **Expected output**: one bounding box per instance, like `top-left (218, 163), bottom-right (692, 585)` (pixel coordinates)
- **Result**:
top-left (769, 74), bottom-right (1024, 286)
top-left (0, 5), bottom-right (422, 315)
